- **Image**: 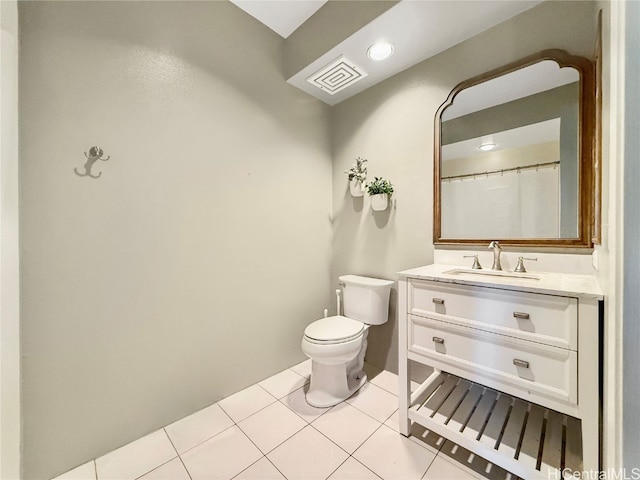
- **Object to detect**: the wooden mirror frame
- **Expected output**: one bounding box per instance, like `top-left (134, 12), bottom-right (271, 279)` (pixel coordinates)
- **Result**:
top-left (434, 49), bottom-right (596, 248)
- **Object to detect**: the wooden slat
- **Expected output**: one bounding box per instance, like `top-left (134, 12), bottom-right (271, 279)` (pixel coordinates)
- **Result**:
top-left (519, 405), bottom-right (545, 469)
top-left (409, 373), bottom-right (587, 479)
top-left (540, 411), bottom-right (564, 474)
top-left (462, 389), bottom-right (497, 440)
top-left (411, 372), bottom-right (447, 407)
top-left (436, 380), bottom-right (471, 424)
top-left (498, 399), bottom-right (528, 459)
top-left (422, 374), bottom-right (459, 416)
top-left (565, 416), bottom-right (583, 471)
top-left (448, 384), bottom-right (484, 432)
top-left (480, 393), bottom-right (513, 449)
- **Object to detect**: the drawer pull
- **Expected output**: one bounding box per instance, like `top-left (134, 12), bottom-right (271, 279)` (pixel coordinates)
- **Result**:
top-left (513, 358), bottom-right (530, 369)
top-left (432, 336), bottom-right (445, 344)
top-left (513, 311), bottom-right (530, 320)
top-left (432, 298), bottom-right (445, 305)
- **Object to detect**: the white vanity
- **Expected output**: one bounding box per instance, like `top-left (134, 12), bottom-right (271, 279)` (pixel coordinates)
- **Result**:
top-left (397, 264), bottom-right (603, 479)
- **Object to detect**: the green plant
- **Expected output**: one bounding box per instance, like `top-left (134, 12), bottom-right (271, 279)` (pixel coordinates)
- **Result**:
top-left (345, 156), bottom-right (368, 184)
top-left (366, 177), bottom-right (394, 195)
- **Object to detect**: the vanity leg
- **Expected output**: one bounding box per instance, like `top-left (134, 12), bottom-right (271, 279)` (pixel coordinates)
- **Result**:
top-left (578, 299), bottom-right (601, 473)
top-left (398, 279), bottom-right (411, 436)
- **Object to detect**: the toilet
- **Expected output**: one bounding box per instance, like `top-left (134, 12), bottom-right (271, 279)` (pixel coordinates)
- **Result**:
top-left (301, 274), bottom-right (394, 407)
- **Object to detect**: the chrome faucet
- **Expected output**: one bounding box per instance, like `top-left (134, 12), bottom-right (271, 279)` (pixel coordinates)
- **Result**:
top-left (488, 241), bottom-right (502, 270)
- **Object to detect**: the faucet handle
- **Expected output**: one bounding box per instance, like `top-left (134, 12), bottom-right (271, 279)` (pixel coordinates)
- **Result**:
top-left (514, 256), bottom-right (537, 273)
top-left (463, 255), bottom-right (482, 270)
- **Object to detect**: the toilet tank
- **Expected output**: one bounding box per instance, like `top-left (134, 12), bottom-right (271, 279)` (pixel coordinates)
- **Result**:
top-left (339, 275), bottom-right (394, 325)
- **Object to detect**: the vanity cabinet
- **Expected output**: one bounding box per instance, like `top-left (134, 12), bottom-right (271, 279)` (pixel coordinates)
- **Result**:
top-left (398, 265), bottom-right (603, 479)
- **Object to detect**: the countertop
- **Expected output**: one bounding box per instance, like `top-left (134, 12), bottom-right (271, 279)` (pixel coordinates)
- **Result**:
top-left (398, 264), bottom-right (604, 300)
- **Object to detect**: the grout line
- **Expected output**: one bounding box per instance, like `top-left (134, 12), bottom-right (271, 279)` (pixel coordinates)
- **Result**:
top-left (236, 416), bottom-right (306, 456)
top-left (307, 423), bottom-right (355, 458)
top-left (93, 460), bottom-right (97, 480)
top-left (324, 455), bottom-right (350, 479)
top-left (173, 423), bottom-right (237, 457)
top-left (162, 428), bottom-right (193, 480)
top-left (217, 392), bottom-right (278, 425)
top-left (215, 401), bottom-right (236, 425)
top-left (177, 455), bottom-right (193, 480)
top-left (229, 455), bottom-right (266, 480)
top-left (419, 448), bottom-right (440, 480)
top-left (345, 417), bottom-right (385, 457)
top-left (346, 455), bottom-right (384, 480)
top-left (164, 428), bottom-right (180, 456)
top-left (264, 456), bottom-right (289, 480)
top-left (133, 455), bottom-right (180, 480)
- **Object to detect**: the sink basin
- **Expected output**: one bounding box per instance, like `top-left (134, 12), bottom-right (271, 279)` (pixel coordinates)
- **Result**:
top-left (443, 268), bottom-right (540, 280)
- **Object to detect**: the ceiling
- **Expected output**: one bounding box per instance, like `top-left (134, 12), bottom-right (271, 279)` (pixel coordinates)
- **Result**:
top-left (230, 0), bottom-right (542, 105)
top-left (230, 0), bottom-right (327, 38)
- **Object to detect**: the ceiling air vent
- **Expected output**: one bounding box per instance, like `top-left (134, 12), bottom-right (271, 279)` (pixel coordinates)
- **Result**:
top-left (306, 56), bottom-right (368, 95)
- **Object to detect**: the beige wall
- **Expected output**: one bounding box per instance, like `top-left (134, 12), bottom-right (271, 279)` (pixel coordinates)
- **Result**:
top-left (19, 2), bottom-right (332, 479)
top-left (330, 1), bottom-right (599, 373)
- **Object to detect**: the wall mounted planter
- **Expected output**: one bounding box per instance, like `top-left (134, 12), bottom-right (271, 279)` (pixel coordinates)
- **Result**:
top-left (349, 179), bottom-right (365, 197)
top-left (371, 194), bottom-right (389, 211)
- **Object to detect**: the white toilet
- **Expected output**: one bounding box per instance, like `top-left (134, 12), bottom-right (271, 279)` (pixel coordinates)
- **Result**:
top-left (301, 274), bottom-right (394, 407)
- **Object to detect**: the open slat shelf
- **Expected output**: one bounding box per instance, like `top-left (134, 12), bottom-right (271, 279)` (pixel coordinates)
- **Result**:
top-left (409, 372), bottom-right (583, 480)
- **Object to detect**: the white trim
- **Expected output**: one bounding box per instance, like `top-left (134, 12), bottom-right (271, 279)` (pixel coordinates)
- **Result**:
top-left (602, 0), bottom-right (625, 470)
top-left (0, 0), bottom-right (21, 478)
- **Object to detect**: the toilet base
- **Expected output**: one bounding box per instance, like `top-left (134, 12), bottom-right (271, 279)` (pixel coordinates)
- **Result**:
top-left (305, 364), bottom-right (367, 408)
top-left (303, 326), bottom-right (370, 408)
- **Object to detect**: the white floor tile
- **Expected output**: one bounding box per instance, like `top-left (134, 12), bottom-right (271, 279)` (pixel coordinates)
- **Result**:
top-left (353, 425), bottom-right (436, 480)
top-left (437, 441), bottom-right (516, 480)
top-left (290, 359), bottom-right (312, 378)
top-left (218, 384), bottom-right (277, 423)
top-left (66, 369), bottom-right (517, 480)
top-left (234, 457), bottom-right (285, 480)
top-left (383, 409), bottom-right (401, 432)
top-left (327, 457), bottom-right (382, 480)
top-left (95, 429), bottom-right (176, 480)
top-left (311, 402), bottom-right (381, 454)
top-left (346, 382), bottom-right (398, 423)
top-left (238, 401), bottom-right (307, 454)
top-left (280, 385), bottom-right (330, 423)
top-left (267, 426), bottom-right (349, 480)
top-left (165, 403), bottom-right (234, 453)
top-left (259, 369), bottom-right (309, 399)
top-left (369, 370), bottom-right (400, 396)
top-left (138, 458), bottom-right (191, 480)
top-left (384, 411), bottom-right (444, 453)
top-left (422, 455), bottom-right (480, 480)
top-left (51, 461), bottom-right (96, 480)
top-left (180, 426), bottom-right (262, 480)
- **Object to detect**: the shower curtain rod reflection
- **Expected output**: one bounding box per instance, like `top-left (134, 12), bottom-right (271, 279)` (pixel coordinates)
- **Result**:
top-left (442, 160), bottom-right (560, 182)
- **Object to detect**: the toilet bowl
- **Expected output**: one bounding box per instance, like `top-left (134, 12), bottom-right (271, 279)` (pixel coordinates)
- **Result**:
top-left (301, 275), bottom-right (393, 408)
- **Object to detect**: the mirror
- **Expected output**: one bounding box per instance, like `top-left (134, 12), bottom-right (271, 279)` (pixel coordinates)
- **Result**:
top-left (434, 50), bottom-right (595, 247)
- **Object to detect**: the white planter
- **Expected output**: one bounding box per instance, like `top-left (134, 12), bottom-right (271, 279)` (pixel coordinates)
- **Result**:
top-left (349, 178), bottom-right (365, 197)
top-left (370, 193), bottom-right (389, 211)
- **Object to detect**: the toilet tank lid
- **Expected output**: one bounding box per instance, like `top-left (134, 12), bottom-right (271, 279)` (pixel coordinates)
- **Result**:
top-left (339, 275), bottom-right (394, 287)
top-left (304, 316), bottom-right (364, 342)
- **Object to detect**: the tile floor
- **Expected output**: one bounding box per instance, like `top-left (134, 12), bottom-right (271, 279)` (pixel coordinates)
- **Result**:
top-left (52, 362), bottom-right (520, 480)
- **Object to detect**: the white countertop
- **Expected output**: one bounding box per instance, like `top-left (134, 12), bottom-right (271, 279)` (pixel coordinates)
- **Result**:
top-left (398, 264), bottom-right (604, 300)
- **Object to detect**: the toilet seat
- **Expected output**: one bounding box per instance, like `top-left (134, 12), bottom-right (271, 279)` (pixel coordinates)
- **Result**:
top-left (303, 315), bottom-right (364, 345)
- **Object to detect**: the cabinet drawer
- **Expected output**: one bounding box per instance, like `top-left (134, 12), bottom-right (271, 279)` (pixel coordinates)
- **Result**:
top-left (408, 315), bottom-right (577, 405)
top-left (408, 279), bottom-right (577, 350)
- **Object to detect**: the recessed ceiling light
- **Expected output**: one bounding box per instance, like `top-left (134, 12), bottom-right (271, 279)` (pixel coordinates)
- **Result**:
top-left (478, 143), bottom-right (497, 152)
top-left (367, 41), bottom-right (394, 61)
